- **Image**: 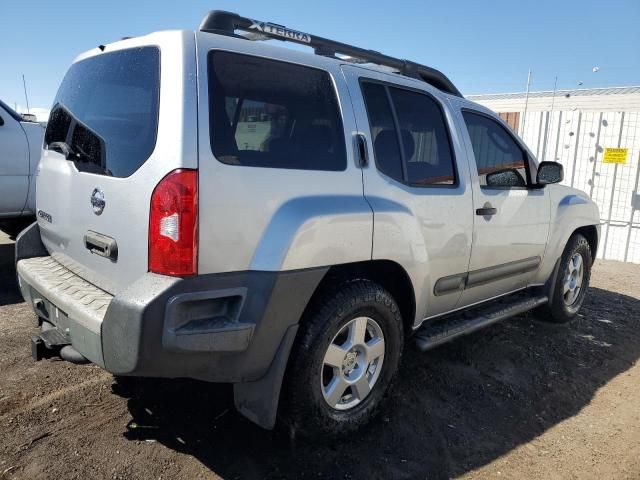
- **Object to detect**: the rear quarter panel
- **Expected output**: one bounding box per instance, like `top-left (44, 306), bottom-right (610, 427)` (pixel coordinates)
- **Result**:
top-left (195, 32), bottom-right (373, 274)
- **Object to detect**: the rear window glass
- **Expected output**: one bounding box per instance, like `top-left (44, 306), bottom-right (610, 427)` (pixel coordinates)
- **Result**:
top-left (361, 82), bottom-right (404, 182)
top-left (389, 88), bottom-right (455, 186)
top-left (208, 51), bottom-right (347, 171)
top-left (44, 47), bottom-right (160, 177)
top-left (361, 80), bottom-right (456, 186)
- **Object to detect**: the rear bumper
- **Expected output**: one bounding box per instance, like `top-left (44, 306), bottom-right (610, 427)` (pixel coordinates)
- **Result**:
top-left (16, 223), bottom-right (327, 383)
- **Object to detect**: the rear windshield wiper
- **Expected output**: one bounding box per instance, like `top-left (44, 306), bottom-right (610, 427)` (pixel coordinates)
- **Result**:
top-left (47, 141), bottom-right (91, 162)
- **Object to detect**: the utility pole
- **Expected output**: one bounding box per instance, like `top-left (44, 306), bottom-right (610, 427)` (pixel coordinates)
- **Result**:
top-left (22, 74), bottom-right (31, 114)
top-left (521, 69), bottom-right (532, 136)
top-left (548, 75), bottom-right (558, 119)
top-left (543, 75), bottom-right (559, 161)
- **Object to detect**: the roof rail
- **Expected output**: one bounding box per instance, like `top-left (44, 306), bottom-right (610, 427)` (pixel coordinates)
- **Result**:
top-left (199, 11), bottom-right (462, 97)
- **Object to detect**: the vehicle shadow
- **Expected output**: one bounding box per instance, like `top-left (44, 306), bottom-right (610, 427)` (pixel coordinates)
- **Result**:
top-left (0, 241), bottom-right (22, 306)
top-left (114, 285), bottom-right (640, 479)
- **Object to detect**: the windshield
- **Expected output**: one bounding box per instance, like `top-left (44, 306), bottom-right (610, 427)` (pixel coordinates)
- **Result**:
top-left (44, 46), bottom-right (160, 177)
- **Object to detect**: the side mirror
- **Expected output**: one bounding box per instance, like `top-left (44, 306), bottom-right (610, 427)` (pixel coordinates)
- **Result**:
top-left (485, 168), bottom-right (526, 188)
top-left (0, 115), bottom-right (4, 126)
top-left (537, 161), bottom-right (564, 185)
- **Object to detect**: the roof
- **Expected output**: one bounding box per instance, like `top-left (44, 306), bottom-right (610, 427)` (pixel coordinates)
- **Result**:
top-left (199, 10), bottom-right (462, 97)
top-left (467, 86), bottom-right (640, 101)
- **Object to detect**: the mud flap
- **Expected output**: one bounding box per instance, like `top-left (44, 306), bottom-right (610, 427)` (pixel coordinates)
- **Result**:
top-left (545, 258), bottom-right (562, 305)
top-left (233, 324), bottom-right (299, 430)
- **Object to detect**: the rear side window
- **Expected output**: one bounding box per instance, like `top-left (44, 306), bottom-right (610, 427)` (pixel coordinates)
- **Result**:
top-left (462, 111), bottom-right (529, 186)
top-left (389, 88), bottom-right (455, 185)
top-left (361, 82), bottom-right (404, 182)
top-left (361, 80), bottom-right (456, 186)
top-left (45, 47), bottom-right (160, 177)
top-left (208, 51), bottom-right (347, 171)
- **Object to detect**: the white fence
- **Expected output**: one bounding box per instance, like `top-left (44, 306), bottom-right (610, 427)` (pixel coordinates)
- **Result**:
top-left (518, 110), bottom-right (640, 263)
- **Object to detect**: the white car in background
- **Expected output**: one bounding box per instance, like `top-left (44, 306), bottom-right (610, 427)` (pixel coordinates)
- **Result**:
top-left (0, 100), bottom-right (44, 234)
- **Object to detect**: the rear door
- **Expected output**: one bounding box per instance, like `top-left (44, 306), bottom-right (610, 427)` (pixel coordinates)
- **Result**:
top-left (0, 103), bottom-right (29, 216)
top-left (342, 65), bottom-right (474, 321)
top-left (456, 106), bottom-right (550, 307)
top-left (36, 32), bottom-right (198, 294)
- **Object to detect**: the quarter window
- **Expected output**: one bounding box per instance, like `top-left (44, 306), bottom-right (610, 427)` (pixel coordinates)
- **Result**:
top-left (208, 52), bottom-right (347, 171)
top-left (462, 111), bottom-right (529, 187)
top-left (361, 81), bottom-right (456, 186)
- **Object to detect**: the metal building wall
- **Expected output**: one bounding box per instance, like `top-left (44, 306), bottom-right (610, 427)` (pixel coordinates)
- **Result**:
top-left (519, 109), bottom-right (640, 263)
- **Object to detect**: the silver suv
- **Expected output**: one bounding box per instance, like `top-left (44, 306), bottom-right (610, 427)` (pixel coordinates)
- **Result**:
top-left (16, 11), bottom-right (600, 436)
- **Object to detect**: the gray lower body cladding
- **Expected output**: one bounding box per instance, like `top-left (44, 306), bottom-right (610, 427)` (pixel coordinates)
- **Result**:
top-left (101, 266), bottom-right (326, 382)
top-left (16, 223), bottom-right (327, 383)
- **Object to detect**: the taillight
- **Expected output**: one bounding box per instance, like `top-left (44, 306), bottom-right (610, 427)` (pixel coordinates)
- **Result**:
top-left (149, 169), bottom-right (198, 276)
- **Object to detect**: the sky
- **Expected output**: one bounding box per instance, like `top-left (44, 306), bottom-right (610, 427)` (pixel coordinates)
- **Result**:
top-left (1, 0), bottom-right (639, 111)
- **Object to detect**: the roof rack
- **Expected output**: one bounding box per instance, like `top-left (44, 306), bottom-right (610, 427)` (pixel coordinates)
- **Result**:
top-left (199, 11), bottom-right (462, 97)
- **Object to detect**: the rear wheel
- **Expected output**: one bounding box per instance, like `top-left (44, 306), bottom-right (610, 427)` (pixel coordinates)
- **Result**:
top-left (280, 279), bottom-right (403, 437)
top-left (539, 233), bottom-right (592, 323)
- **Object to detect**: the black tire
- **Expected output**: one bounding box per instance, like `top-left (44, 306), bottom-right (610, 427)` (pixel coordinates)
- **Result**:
top-left (538, 233), bottom-right (592, 323)
top-left (280, 279), bottom-right (403, 438)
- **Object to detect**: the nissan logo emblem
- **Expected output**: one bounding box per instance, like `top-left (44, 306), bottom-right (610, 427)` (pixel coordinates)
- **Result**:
top-left (90, 188), bottom-right (106, 215)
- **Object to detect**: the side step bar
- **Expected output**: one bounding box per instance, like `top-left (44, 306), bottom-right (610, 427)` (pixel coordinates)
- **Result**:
top-left (415, 294), bottom-right (548, 352)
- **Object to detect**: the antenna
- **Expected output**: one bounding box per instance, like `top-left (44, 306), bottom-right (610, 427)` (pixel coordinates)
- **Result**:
top-left (520, 69), bottom-right (532, 136)
top-left (22, 74), bottom-right (31, 114)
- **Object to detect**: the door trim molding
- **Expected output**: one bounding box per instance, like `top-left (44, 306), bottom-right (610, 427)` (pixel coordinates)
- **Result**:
top-left (433, 272), bottom-right (467, 296)
top-left (434, 256), bottom-right (541, 296)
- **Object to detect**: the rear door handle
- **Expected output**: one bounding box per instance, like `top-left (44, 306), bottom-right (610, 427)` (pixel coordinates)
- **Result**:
top-left (476, 206), bottom-right (497, 216)
top-left (354, 133), bottom-right (368, 167)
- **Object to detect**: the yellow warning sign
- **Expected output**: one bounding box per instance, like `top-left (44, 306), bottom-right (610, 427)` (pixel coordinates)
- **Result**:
top-left (603, 148), bottom-right (628, 164)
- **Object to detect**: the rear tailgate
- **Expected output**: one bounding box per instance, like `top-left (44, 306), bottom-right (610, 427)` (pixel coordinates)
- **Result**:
top-left (35, 31), bottom-right (198, 294)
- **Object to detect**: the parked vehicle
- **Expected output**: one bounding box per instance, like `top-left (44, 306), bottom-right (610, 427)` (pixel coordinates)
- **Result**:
top-left (0, 100), bottom-right (44, 233)
top-left (15, 12), bottom-right (600, 437)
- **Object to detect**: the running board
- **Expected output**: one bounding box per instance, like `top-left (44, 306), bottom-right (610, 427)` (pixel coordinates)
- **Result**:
top-left (415, 294), bottom-right (548, 352)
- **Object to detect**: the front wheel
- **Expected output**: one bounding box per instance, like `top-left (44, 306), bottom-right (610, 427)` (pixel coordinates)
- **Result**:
top-left (280, 279), bottom-right (403, 438)
top-left (539, 233), bottom-right (592, 323)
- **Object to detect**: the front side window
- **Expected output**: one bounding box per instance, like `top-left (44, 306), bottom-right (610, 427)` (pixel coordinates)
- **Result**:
top-left (462, 111), bottom-right (529, 187)
top-left (208, 52), bottom-right (346, 171)
top-left (361, 80), bottom-right (456, 186)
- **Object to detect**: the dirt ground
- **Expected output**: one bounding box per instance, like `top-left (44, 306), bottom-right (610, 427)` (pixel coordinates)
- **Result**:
top-left (0, 229), bottom-right (639, 480)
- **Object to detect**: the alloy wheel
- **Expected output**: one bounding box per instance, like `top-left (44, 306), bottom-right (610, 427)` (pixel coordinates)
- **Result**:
top-left (320, 316), bottom-right (386, 410)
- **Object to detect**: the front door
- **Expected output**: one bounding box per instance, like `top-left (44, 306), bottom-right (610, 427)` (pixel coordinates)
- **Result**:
top-left (456, 106), bottom-right (550, 307)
